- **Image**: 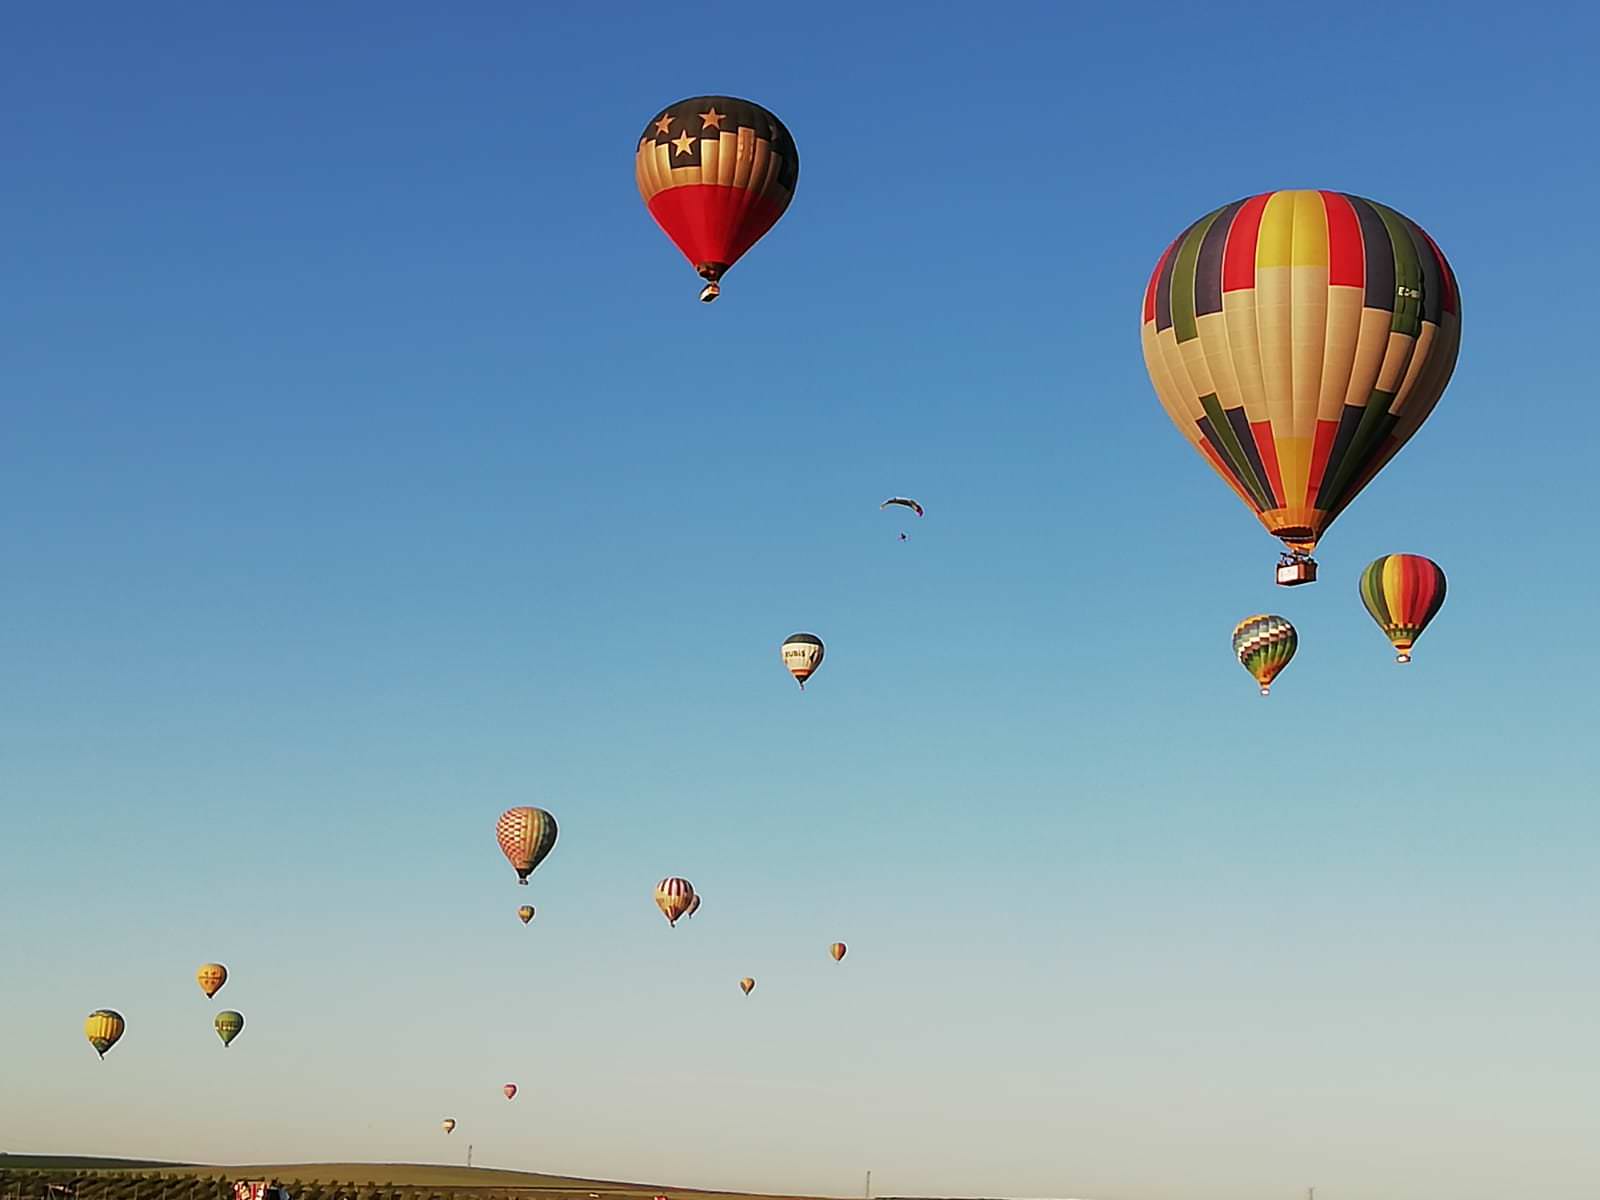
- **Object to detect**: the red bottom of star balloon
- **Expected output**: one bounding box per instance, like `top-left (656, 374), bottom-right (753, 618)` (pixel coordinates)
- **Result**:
top-left (648, 185), bottom-right (788, 281)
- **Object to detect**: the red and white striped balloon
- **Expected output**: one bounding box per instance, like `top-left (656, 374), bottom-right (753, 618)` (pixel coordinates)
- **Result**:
top-left (654, 877), bottom-right (696, 926)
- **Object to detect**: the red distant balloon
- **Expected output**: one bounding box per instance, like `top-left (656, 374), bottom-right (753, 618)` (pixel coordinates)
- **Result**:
top-left (503, 1083), bottom-right (517, 1101)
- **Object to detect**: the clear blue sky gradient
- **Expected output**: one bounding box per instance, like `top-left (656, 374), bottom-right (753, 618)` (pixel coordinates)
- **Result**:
top-left (3, 5), bottom-right (1598, 1200)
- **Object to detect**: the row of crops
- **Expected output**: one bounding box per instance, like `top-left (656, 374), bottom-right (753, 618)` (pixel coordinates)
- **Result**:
top-left (0, 1173), bottom-right (543, 1200)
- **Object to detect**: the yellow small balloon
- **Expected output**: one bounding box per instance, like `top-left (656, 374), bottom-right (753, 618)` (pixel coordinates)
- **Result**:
top-left (196, 963), bottom-right (228, 998)
top-left (739, 977), bottom-right (755, 995)
top-left (517, 905), bottom-right (535, 925)
top-left (85, 1009), bottom-right (125, 1059)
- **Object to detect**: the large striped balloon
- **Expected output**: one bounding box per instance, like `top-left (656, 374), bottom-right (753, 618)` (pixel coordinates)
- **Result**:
top-left (1142, 191), bottom-right (1460, 563)
top-left (1360, 554), bottom-right (1446, 663)
top-left (1232, 614), bottom-right (1297, 696)
top-left (496, 807), bottom-right (559, 885)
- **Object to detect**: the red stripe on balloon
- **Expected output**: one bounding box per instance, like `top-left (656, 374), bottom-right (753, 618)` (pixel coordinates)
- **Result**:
top-left (1221, 193), bottom-right (1271, 293)
top-left (1321, 191), bottom-right (1364, 288)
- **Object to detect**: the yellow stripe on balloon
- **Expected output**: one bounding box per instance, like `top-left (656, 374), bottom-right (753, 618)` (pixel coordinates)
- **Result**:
top-left (1255, 192), bottom-right (1297, 269)
top-left (1289, 190), bottom-right (1329, 267)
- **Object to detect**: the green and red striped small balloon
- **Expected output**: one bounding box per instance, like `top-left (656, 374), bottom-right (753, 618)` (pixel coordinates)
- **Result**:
top-left (1360, 554), bottom-right (1446, 663)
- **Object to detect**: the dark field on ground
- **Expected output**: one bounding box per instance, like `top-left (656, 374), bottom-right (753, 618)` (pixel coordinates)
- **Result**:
top-left (0, 1158), bottom-right (837, 1200)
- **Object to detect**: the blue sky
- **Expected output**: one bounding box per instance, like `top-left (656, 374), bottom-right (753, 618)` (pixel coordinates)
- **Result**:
top-left (3, 4), bottom-right (1599, 1199)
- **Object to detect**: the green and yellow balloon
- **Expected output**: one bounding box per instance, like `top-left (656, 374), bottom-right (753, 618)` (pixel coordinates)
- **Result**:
top-left (214, 1010), bottom-right (245, 1047)
top-left (1233, 614), bottom-right (1297, 695)
top-left (84, 1009), bottom-right (125, 1059)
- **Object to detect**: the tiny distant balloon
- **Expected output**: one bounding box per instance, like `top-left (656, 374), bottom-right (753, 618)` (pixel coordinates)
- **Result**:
top-left (830, 942), bottom-right (847, 962)
top-left (214, 1011), bottom-right (244, 1047)
top-left (196, 963), bottom-right (227, 999)
top-left (685, 893), bottom-right (702, 919)
top-left (1360, 554), bottom-right (1447, 663)
top-left (496, 806), bottom-right (558, 885)
top-left (655, 877), bottom-right (696, 926)
top-left (441, 1118), bottom-right (456, 1134)
top-left (1233, 615), bottom-right (1298, 695)
top-left (781, 633), bottom-right (824, 690)
top-left (84, 1010), bottom-right (125, 1059)
top-left (503, 1083), bottom-right (518, 1101)
top-left (517, 905), bottom-right (535, 925)
top-left (740, 977), bottom-right (756, 995)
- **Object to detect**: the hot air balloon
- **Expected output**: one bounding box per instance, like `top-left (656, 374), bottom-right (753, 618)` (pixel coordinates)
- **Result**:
top-left (655, 877), bottom-right (696, 926)
top-left (518, 905), bottom-right (536, 925)
top-left (740, 977), bottom-right (756, 995)
top-left (196, 963), bottom-right (227, 999)
top-left (636, 96), bottom-right (799, 302)
top-left (781, 633), bottom-right (824, 690)
top-left (1141, 191), bottom-right (1460, 586)
top-left (1360, 554), bottom-right (1447, 663)
top-left (685, 893), bottom-right (702, 920)
top-left (84, 1010), bottom-right (124, 1059)
top-left (214, 1011), bottom-right (244, 1047)
top-left (497, 807), bottom-right (558, 885)
top-left (441, 1119), bottom-right (456, 1135)
top-left (503, 1083), bottom-right (518, 1101)
top-left (1233, 615), bottom-right (1298, 695)
top-left (830, 942), bottom-right (847, 962)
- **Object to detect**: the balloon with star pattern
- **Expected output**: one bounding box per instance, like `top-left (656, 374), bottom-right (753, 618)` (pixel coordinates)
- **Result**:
top-left (636, 96), bottom-right (799, 302)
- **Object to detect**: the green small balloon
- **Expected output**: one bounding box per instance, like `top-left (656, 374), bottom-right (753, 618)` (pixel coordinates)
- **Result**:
top-left (214, 1010), bottom-right (245, 1047)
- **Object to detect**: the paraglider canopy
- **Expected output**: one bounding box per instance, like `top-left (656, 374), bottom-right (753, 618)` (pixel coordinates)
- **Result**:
top-left (880, 497), bottom-right (924, 517)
